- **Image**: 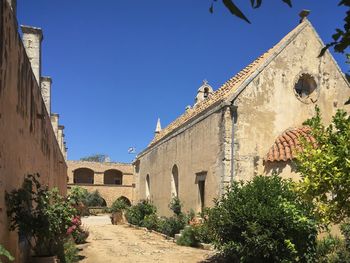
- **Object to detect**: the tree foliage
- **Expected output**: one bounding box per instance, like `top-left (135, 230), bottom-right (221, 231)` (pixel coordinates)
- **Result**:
top-left (207, 175), bottom-right (318, 262)
top-left (295, 107), bottom-right (350, 224)
top-left (210, 0), bottom-right (350, 58)
top-left (80, 154), bottom-right (110, 163)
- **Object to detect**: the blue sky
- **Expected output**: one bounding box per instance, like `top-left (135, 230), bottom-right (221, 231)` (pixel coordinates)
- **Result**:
top-left (18, 1), bottom-right (349, 163)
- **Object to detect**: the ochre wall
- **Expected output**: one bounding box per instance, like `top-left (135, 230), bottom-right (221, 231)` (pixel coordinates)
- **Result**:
top-left (233, 22), bottom-right (350, 181)
top-left (67, 161), bottom-right (135, 206)
top-left (136, 111), bottom-right (224, 216)
top-left (0, 2), bottom-right (67, 262)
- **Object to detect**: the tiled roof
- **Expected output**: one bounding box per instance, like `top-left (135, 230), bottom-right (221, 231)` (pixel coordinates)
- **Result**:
top-left (264, 126), bottom-right (317, 162)
top-left (147, 21), bottom-right (308, 150)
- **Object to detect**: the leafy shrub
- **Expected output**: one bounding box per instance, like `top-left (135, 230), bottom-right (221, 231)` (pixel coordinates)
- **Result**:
top-left (158, 215), bottom-right (186, 237)
top-left (125, 200), bottom-right (156, 226)
top-left (340, 221), bottom-right (350, 249)
top-left (63, 240), bottom-right (79, 263)
top-left (207, 175), bottom-right (318, 262)
top-left (110, 198), bottom-right (130, 213)
top-left (177, 226), bottom-right (198, 247)
top-left (142, 214), bottom-right (159, 231)
top-left (0, 244), bottom-right (14, 262)
top-left (68, 186), bottom-right (88, 205)
top-left (192, 223), bottom-right (212, 244)
top-left (315, 234), bottom-right (350, 263)
top-left (169, 197), bottom-right (182, 216)
top-left (84, 190), bottom-right (106, 207)
top-left (6, 174), bottom-right (77, 256)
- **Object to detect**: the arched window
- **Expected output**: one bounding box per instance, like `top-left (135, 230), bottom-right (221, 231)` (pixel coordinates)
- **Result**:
top-left (145, 174), bottom-right (150, 199)
top-left (73, 168), bottom-right (94, 184)
top-left (204, 87), bottom-right (209, 99)
top-left (171, 165), bottom-right (179, 197)
top-left (104, 169), bottom-right (123, 185)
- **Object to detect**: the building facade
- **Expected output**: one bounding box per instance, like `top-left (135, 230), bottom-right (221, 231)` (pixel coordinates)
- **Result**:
top-left (135, 17), bottom-right (350, 216)
top-left (67, 161), bottom-right (135, 206)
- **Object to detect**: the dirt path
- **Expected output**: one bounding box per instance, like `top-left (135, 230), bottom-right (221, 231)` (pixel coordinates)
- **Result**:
top-left (79, 215), bottom-right (213, 263)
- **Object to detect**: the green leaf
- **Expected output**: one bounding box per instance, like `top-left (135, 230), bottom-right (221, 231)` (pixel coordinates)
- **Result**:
top-left (209, 3), bottom-right (214, 13)
top-left (0, 245), bottom-right (14, 261)
top-left (250, 0), bottom-right (262, 8)
top-left (222, 0), bottom-right (251, 24)
top-left (282, 0), bottom-right (293, 7)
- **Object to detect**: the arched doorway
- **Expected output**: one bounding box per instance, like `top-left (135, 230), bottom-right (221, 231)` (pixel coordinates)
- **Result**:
top-left (104, 169), bottom-right (123, 185)
top-left (116, 196), bottom-right (132, 207)
top-left (73, 168), bottom-right (94, 184)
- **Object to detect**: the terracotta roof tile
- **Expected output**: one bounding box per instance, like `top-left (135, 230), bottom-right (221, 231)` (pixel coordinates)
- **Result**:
top-left (264, 126), bottom-right (317, 162)
top-left (147, 21), bottom-right (308, 149)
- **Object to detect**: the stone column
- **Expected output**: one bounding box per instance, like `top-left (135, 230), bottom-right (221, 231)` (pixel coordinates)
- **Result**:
top-left (40, 76), bottom-right (52, 116)
top-left (58, 125), bottom-right (65, 154)
top-left (21, 25), bottom-right (43, 85)
top-left (50, 113), bottom-right (59, 140)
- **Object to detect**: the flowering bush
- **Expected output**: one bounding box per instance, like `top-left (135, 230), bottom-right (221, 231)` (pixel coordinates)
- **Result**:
top-left (5, 174), bottom-right (77, 256)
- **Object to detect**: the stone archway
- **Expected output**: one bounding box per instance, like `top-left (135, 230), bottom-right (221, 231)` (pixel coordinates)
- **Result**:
top-left (74, 168), bottom-right (94, 184)
top-left (104, 169), bottom-right (123, 185)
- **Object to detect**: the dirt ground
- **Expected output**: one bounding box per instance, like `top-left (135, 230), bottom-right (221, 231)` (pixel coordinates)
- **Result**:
top-left (79, 215), bottom-right (214, 263)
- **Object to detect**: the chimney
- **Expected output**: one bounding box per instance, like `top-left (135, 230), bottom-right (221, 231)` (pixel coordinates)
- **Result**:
top-left (6, 0), bottom-right (16, 15)
top-left (50, 113), bottom-right (59, 140)
top-left (58, 125), bottom-right (65, 153)
top-left (21, 25), bottom-right (43, 85)
top-left (40, 76), bottom-right (52, 116)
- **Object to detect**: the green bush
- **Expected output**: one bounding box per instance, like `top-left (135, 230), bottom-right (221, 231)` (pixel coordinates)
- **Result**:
top-left (158, 215), bottom-right (186, 237)
top-left (177, 226), bottom-right (198, 247)
top-left (169, 197), bottom-right (182, 216)
top-left (142, 214), bottom-right (159, 231)
top-left (68, 186), bottom-right (88, 205)
top-left (207, 175), bottom-right (318, 262)
top-left (6, 174), bottom-right (77, 257)
top-left (84, 190), bottom-right (106, 207)
top-left (125, 200), bottom-right (156, 226)
top-left (192, 223), bottom-right (212, 244)
top-left (315, 234), bottom-right (350, 263)
top-left (110, 198), bottom-right (130, 213)
top-left (0, 244), bottom-right (14, 263)
top-left (63, 240), bottom-right (79, 263)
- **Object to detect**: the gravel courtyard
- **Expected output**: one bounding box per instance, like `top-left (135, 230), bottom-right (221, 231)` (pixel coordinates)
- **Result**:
top-left (79, 215), bottom-right (214, 263)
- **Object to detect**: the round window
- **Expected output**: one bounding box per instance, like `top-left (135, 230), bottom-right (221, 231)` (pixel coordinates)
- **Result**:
top-left (294, 74), bottom-right (318, 103)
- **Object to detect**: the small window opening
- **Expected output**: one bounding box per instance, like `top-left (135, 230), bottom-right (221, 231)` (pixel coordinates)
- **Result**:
top-left (294, 74), bottom-right (318, 103)
top-left (203, 87), bottom-right (209, 99)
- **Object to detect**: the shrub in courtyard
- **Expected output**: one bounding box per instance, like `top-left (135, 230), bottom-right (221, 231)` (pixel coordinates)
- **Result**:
top-left (110, 197), bottom-right (130, 213)
top-left (62, 239), bottom-right (79, 263)
top-left (5, 174), bottom-right (77, 257)
top-left (125, 200), bottom-right (157, 226)
top-left (158, 215), bottom-right (186, 237)
top-left (315, 234), bottom-right (350, 263)
top-left (142, 214), bottom-right (159, 231)
top-left (84, 190), bottom-right (106, 207)
top-left (177, 226), bottom-right (198, 247)
top-left (207, 175), bottom-right (318, 262)
top-left (169, 197), bottom-right (182, 216)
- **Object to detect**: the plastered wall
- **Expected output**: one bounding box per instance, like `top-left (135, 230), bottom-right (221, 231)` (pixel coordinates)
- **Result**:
top-left (232, 22), bottom-right (350, 181)
top-left (0, 2), bottom-right (67, 262)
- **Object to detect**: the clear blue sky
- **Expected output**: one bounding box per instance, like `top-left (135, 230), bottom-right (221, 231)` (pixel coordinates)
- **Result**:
top-left (18, 1), bottom-right (349, 163)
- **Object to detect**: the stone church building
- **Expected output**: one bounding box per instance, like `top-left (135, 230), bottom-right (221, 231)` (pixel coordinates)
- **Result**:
top-left (135, 15), bottom-right (350, 216)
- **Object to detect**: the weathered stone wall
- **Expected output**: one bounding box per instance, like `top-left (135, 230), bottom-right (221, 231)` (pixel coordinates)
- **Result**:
top-left (0, 2), bottom-right (67, 261)
top-left (67, 161), bottom-right (135, 206)
top-left (136, 111), bottom-right (224, 216)
top-left (232, 21), bottom-right (350, 181)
